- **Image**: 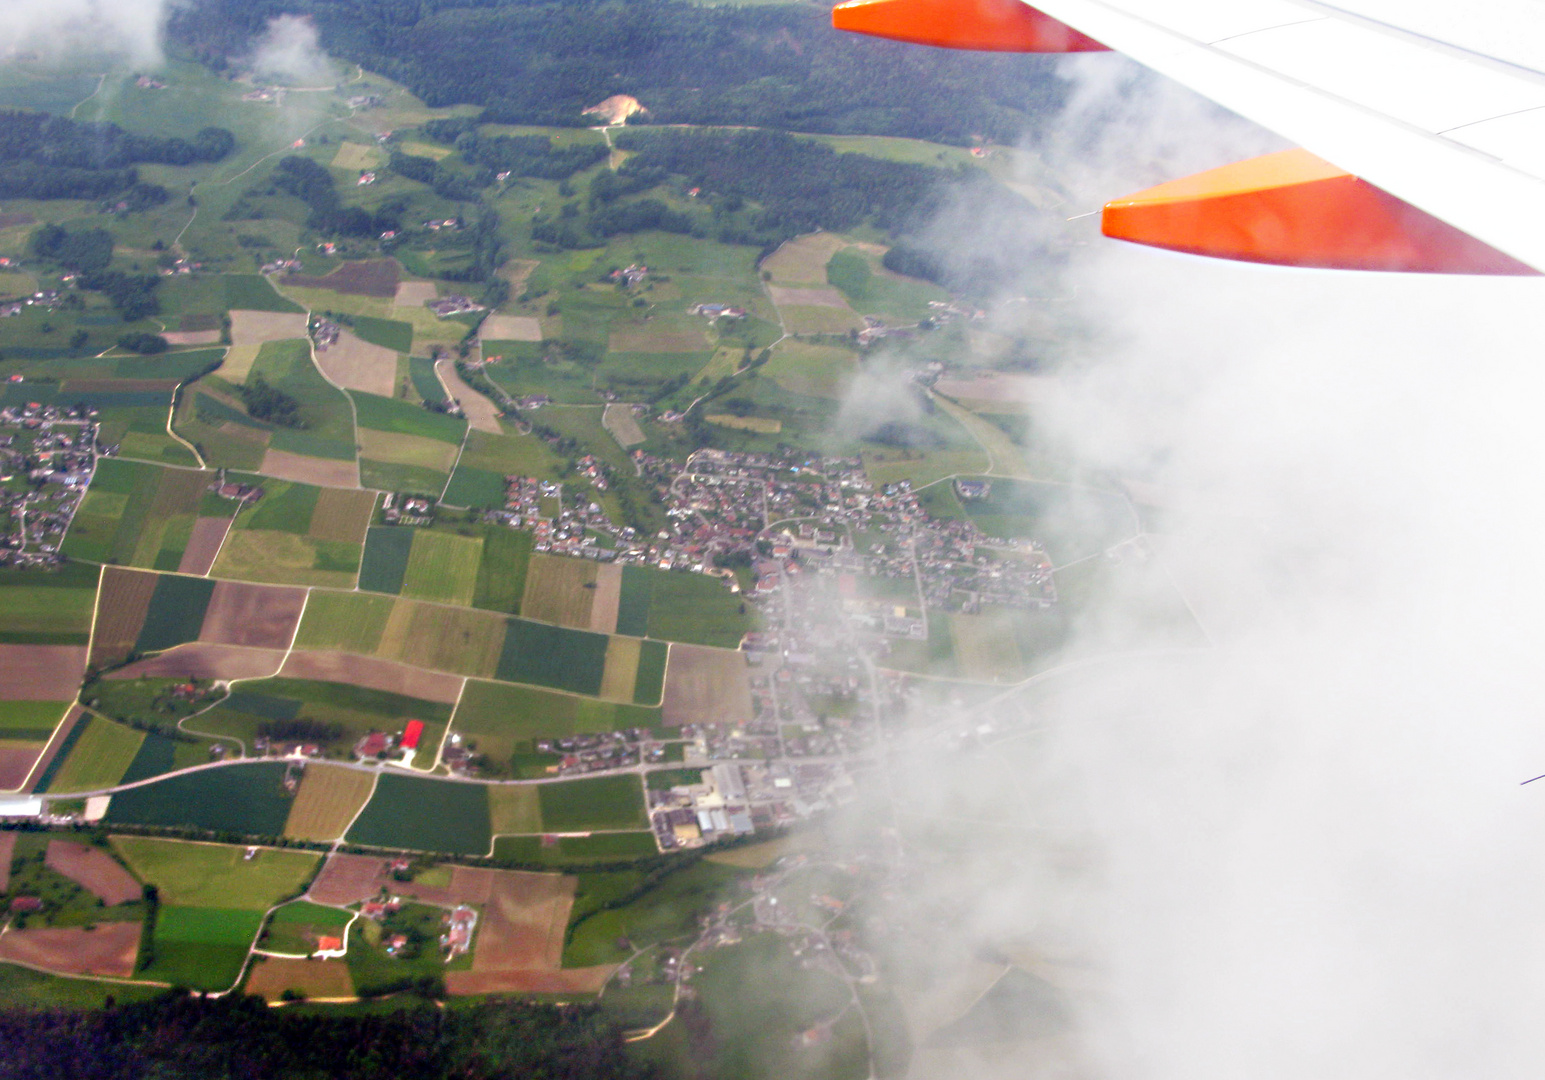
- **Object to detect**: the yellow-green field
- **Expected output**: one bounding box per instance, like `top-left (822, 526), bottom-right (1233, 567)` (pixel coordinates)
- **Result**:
top-left (378, 598), bottom-right (506, 677)
top-left (488, 785), bottom-right (543, 834)
top-left (357, 428), bottom-right (460, 472)
top-left (400, 531), bottom-right (482, 607)
top-left (520, 554), bottom-right (597, 628)
top-left (46, 715), bottom-right (144, 793)
top-left (212, 530), bottom-right (358, 589)
top-left (599, 635), bottom-right (642, 702)
top-left (283, 764), bottom-right (377, 842)
top-left (110, 837), bottom-right (320, 909)
top-left (292, 591), bottom-right (394, 653)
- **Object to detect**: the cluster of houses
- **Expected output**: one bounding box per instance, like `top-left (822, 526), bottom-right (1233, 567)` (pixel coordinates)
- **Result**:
top-left (0, 407), bottom-right (97, 563)
top-left (609, 264), bottom-right (649, 288)
top-left (427, 294), bottom-right (482, 317)
top-left (650, 763), bottom-right (758, 850)
top-left (689, 303), bottom-right (748, 321)
top-left (355, 720), bottom-right (425, 766)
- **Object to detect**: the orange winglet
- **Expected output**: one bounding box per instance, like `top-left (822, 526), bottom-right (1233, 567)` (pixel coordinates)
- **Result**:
top-left (832, 0), bottom-right (1107, 52)
top-left (1101, 148), bottom-right (1537, 275)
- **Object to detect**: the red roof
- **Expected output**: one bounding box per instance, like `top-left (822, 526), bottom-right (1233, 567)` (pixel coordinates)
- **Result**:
top-left (401, 719), bottom-right (425, 750)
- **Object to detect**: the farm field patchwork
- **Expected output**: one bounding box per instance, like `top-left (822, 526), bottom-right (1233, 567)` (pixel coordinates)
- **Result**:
top-left (379, 599), bottom-right (506, 678)
top-left (357, 527), bottom-right (414, 595)
top-left (278, 650), bottom-right (465, 706)
top-left (44, 840), bottom-right (142, 905)
top-left (197, 581), bottom-right (307, 650)
top-left (135, 574), bottom-right (216, 653)
top-left (313, 329), bottom-right (398, 398)
top-left (472, 528), bottom-right (533, 615)
top-left (211, 528), bottom-right (359, 588)
top-left (61, 458), bottom-right (224, 569)
top-left (142, 905), bottom-right (263, 992)
top-left (449, 681), bottom-right (656, 768)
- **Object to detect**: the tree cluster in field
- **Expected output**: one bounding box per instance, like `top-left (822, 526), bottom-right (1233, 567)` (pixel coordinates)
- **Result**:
top-left (166, 0), bottom-right (1063, 145)
top-left (272, 156), bottom-right (399, 239)
top-left (236, 375), bottom-right (304, 428)
top-left (0, 992), bottom-right (658, 1079)
top-left (30, 225), bottom-right (162, 322)
top-left (254, 717), bottom-right (345, 744)
top-left (116, 333), bottom-right (169, 355)
top-left (0, 110), bottom-right (234, 203)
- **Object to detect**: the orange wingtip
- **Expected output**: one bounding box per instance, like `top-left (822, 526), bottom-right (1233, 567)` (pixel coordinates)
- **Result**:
top-left (1101, 148), bottom-right (1537, 275)
top-left (832, 0), bottom-right (1107, 52)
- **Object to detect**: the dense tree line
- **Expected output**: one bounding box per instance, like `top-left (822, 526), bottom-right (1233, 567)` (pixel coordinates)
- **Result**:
top-left (165, 0), bottom-right (1064, 144)
top-left (0, 110), bottom-right (233, 203)
top-left (419, 121), bottom-right (610, 179)
top-left (0, 992), bottom-right (657, 1079)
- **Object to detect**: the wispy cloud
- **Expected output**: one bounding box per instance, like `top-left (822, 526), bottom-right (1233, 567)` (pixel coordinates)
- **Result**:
top-left (5, 0), bottom-right (169, 67)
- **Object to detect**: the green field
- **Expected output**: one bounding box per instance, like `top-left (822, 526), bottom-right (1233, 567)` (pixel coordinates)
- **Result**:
top-left (616, 566), bottom-right (755, 647)
top-left (61, 458), bottom-right (218, 568)
top-left (493, 831), bottom-right (659, 866)
top-left (358, 527), bottom-right (414, 595)
top-left (452, 680), bottom-right (660, 770)
top-left (242, 339), bottom-right (357, 460)
top-left (441, 465), bottom-right (506, 509)
top-left (350, 316), bottom-right (414, 353)
top-left (112, 837), bottom-right (320, 909)
top-left (144, 905), bottom-right (265, 992)
top-left (44, 715), bottom-right (144, 792)
top-left (399, 530), bottom-right (482, 606)
top-left (951, 478), bottom-right (1137, 565)
top-left (134, 574), bottom-right (216, 652)
top-left (409, 357), bottom-right (446, 404)
top-left (104, 762), bottom-right (295, 836)
top-left (0, 962), bottom-right (164, 1010)
top-left (291, 590), bottom-right (394, 653)
top-left (350, 392), bottom-right (466, 442)
top-left (261, 899), bottom-right (352, 955)
top-left (471, 527), bottom-right (532, 615)
top-left (241, 478), bottom-right (320, 533)
top-left (496, 618), bottom-right (609, 696)
top-left (211, 529), bottom-right (360, 588)
top-left (0, 562), bottom-right (99, 644)
top-left (633, 640), bottom-right (668, 705)
top-left (563, 861), bottom-right (748, 966)
top-left (226, 275), bottom-right (306, 314)
top-left (536, 774), bottom-right (647, 832)
top-left (0, 700), bottom-right (69, 741)
top-left (346, 773), bottom-right (492, 856)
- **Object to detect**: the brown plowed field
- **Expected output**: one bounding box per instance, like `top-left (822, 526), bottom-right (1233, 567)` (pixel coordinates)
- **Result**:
top-left (23, 706), bottom-right (83, 794)
top-left (434, 358), bottom-right (502, 434)
top-left (161, 329), bottom-right (222, 346)
top-left (767, 286), bottom-right (849, 309)
top-left (104, 643), bottom-right (286, 682)
top-left (481, 314), bottom-right (541, 341)
top-left (308, 488), bottom-right (376, 544)
top-left (315, 330), bottom-right (397, 398)
top-left (589, 563), bottom-right (622, 633)
top-left (0, 833), bottom-right (16, 890)
top-left (607, 327), bottom-right (708, 353)
top-left (199, 582), bottom-right (307, 649)
top-left (177, 517), bottom-right (231, 575)
top-left (0, 922), bottom-right (141, 978)
top-left (445, 967), bottom-right (612, 995)
top-left (308, 853), bottom-right (390, 906)
top-left (466, 869), bottom-right (573, 972)
top-left (0, 646), bottom-right (87, 700)
top-left (230, 310), bottom-right (309, 346)
top-left (394, 281), bottom-right (438, 308)
top-left (284, 259), bottom-right (400, 298)
top-left (279, 651), bottom-right (464, 704)
top-left (661, 644), bottom-right (754, 728)
top-left (259, 449), bottom-right (358, 488)
top-left (0, 745), bottom-right (40, 792)
top-left (246, 955), bottom-right (355, 1001)
top-left (90, 567), bottom-right (159, 668)
top-left (45, 840), bottom-right (142, 905)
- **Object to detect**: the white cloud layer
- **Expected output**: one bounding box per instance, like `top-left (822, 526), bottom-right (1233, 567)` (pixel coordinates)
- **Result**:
top-left (5, 0), bottom-right (169, 66)
top-left (884, 50), bottom-right (1545, 1079)
top-left (248, 15), bottom-right (335, 88)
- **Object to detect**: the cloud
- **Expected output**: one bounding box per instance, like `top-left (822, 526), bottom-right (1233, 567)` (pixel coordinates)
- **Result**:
top-left (247, 15), bottom-right (334, 87)
top-left (866, 51), bottom-right (1545, 1079)
top-left (5, 0), bottom-right (169, 67)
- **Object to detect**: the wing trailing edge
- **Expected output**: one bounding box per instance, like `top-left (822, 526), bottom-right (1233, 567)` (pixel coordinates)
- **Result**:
top-left (831, 0), bottom-right (1106, 52)
top-left (1102, 149), bottom-right (1538, 274)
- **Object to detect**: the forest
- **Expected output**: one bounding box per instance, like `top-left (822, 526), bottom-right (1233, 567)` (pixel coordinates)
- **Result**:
top-left (0, 992), bottom-right (657, 1079)
top-left (0, 111), bottom-right (234, 203)
top-left (166, 0), bottom-right (1065, 144)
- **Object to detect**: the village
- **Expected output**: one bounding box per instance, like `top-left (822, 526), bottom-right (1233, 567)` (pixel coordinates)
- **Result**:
top-left (0, 401), bottom-right (98, 566)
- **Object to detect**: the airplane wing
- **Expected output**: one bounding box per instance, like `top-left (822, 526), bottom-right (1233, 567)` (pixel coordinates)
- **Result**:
top-left (832, 0), bottom-right (1545, 274)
